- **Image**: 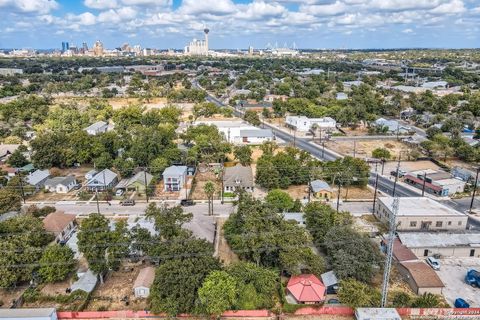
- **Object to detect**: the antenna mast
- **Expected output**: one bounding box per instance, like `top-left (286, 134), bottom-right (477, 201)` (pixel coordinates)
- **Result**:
top-left (381, 196), bottom-right (399, 307)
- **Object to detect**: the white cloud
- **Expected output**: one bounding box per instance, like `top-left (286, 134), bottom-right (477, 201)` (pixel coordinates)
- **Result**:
top-left (98, 7), bottom-right (137, 23)
top-left (301, 1), bottom-right (348, 16)
top-left (236, 1), bottom-right (287, 21)
top-left (121, 0), bottom-right (171, 6)
top-left (431, 0), bottom-right (465, 14)
top-left (77, 12), bottom-right (97, 25)
top-left (402, 28), bottom-right (414, 33)
top-left (368, 0), bottom-right (447, 11)
top-left (84, 0), bottom-right (118, 10)
top-left (0, 0), bottom-right (58, 14)
top-left (179, 0), bottom-right (236, 15)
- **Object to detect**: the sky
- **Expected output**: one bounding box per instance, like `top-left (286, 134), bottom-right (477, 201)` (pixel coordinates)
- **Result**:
top-left (0, 0), bottom-right (479, 50)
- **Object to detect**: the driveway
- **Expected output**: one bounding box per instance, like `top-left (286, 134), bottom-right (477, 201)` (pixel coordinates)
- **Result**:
top-left (436, 258), bottom-right (480, 307)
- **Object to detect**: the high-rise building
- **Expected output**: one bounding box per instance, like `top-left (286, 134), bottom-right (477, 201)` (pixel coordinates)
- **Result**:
top-left (93, 40), bottom-right (104, 56)
top-left (82, 42), bottom-right (88, 52)
top-left (61, 41), bottom-right (69, 52)
top-left (248, 46), bottom-right (254, 55)
top-left (184, 28), bottom-right (210, 56)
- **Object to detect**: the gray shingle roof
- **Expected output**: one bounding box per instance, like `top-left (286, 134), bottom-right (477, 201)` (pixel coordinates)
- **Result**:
top-left (163, 165), bottom-right (187, 176)
top-left (84, 121), bottom-right (107, 131)
top-left (27, 169), bottom-right (50, 186)
top-left (44, 176), bottom-right (76, 188)
top-left (240, 129), bottom-right (273, 138)
top-left (321, 270), bottom-right (339, 287)
top-left (71, 269), bottom-right (98, 293)
top-left (88, 169), bottom-right (117, 185)
top-left (223, 164), bottom-right (253, 188)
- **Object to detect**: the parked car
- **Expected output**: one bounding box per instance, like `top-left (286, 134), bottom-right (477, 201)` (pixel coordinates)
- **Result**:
top-left (465, 269), bottom-right (480, 287)
top-left (327, 298), bottom-right (340, 304)
top-left (390, 169), bottom-right (406, 178)
top-left (426, 256), bottom-right (441, 270)
top-left (115, 189), bottom-right (125, 197)
top-left (180, 199), bottom-right (195, 206)
top-left (120, 200), bottom-right (135, 206)
top-left (454, 298), bottom-right (470, 308)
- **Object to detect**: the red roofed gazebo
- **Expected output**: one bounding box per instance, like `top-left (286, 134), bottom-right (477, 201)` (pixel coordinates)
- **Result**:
top-left (286, 274), bottom-right (326, 304)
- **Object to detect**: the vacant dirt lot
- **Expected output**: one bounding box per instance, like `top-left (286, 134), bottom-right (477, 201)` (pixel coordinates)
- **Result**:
top-left (340, 127), bottom-right (369, 136)
top-left (87, 264), bottom-right (148, 311)
top-left (0, 287), bottom-right (26, 308)
top-left (325, 139), bottom-right (409, 159)
top-left (336, 185), bottom-right (374, 200)
top-left (191, 171), bottom-right (221, 200)
top-left (215, 217), bottom-right (239, 266)
top-left (380, 160), bottom-right (440, 175)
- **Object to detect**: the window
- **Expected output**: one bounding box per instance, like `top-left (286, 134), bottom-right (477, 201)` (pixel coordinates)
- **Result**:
top-left (458, 221), bottom-right (462, 226)
top-left (470, 249), bottom-right (475, 257)
top-left (423, 249), bottom-right (429, 257)
top-left (410, 221), bottom-right (417, 227)
top-left (448, 221), bottom-right (452, 226)
top-left (436, 221), bottom-right (443, 228)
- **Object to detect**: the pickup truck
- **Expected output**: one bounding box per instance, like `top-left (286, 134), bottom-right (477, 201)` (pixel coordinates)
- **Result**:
top-left (465, 269), bottom-right (480, 287)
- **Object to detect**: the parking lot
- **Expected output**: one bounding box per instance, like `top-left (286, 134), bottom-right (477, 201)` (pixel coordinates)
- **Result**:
top-left (436, 258), bottom-right (480, 307)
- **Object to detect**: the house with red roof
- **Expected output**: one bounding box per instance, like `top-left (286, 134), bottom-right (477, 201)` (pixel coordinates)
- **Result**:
top-left (286, 274), bottom-right (326, 304)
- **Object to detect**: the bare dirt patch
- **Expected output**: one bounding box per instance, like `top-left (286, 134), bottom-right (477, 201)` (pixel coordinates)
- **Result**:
top-left (87, 264), bottom-right (148, 311)
top-left (380, 160), bottom-right (440, 175)
top-left (340, 127), bottom-right (369, 136)
top-left (0, 287), bottom-right (27, 308)
top-left (215, 217), bottom-right (239, 266)
top-left (325, 139), bottom-right (410, 159)
top-left (337, 185), bottom-right (374, 200)
top-left (191, 171), bottom-right (221, 200)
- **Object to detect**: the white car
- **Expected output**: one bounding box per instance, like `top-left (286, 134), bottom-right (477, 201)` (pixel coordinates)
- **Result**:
top-left (426, 256), bottom-right (440, 270)
top-left (115, 189), bottom-right (125, 197)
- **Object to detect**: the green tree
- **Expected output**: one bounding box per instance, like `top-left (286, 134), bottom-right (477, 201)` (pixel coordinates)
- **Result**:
top-left (233, 145), bottom-right (252, 166)
top-left (372, 148), bottom-right (391, 160)
top-left (150, 257), bottom-right (221, 315)
top-left (199, 271), bottom-right (238, 317)
top-left (204, 181), bottom-right (216, 216)
top-left (391, 291), bottom-right (412, 307)
top-left (150, 156), bottom-right (169, 177)
top-left (265, 189), bottom-right (295, 212)
top-left (0, 188), bottom-right (22, 214)
top-left (304, 202), bottom-right (352, 245)
top-left (243, 110), bottom-right (261, 126)
top-left (145, 203), bottom-right (193, 240)
top-left (338, 278), bottom-right (381, 308)
top-left (38, 245), bottom-right (75, 283)
top-left (412, 293), bottom-right (442, 308)
top-left (77, 213), bottom-right (114, 283)
top-left (7, 149), bottom-right (28, 167)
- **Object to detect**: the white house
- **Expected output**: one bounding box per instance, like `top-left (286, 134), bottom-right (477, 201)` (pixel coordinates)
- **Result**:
top-left (194, 120), bottom-right (274, 145)
top-left (86, 169), bottom-right (118, 191)
top-left (44, 176), bottom-right (77, 193)
top-left (163, 165), bottom-right (187, 192)
top-left (285, 116), bottom-right (337, 132)
top-left (84, 121), bottom-right (108, 136)
top-left (133, 266), bottom-right (155, 298)
top-left (85, 169), bottom-right (98, 180)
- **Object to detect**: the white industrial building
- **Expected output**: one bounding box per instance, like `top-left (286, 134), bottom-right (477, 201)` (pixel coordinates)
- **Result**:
top-left (194, 120), bottom-right (274, 145)
top-left (404, 169), bottom-right (466, 196)
top-left (285, 116), bottom-right (337, 132)
top-left (374, 197), bottom-right (467, 231)
top-left (398, 232), bottom-right (480, 258)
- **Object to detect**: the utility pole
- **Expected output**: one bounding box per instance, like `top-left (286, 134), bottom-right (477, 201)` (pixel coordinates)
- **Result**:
top-left (353, 141), bottom-right (356, 158)
top-left (18, 175), bottom-right (26, 204)
top-left (221, 162), bottom-right (224, 204)
top-left (95, 189), bottom-right (100, 214)
top-left (336, 181), bottom-right (341, 212)
top-left (307, 171), bottom-right (311, 203)
top-left (293, 129), bottom-right (296, 148)
top-left (421, 171), bottom-right (427, 197)
top-left (144, 168), bottom-right (149, 203)
top-left (372, 173), bottom-right (379, 212)
top-left (322, 142), bottom-right (325, 159)
top-left (381, 159), bottom-right (385, 175)
top-left (470, 167), bottom-right (480, 214)
top-left (381, 197), bottom-right (399, 307)
top-left (392, 153), bottom-right (402, 197)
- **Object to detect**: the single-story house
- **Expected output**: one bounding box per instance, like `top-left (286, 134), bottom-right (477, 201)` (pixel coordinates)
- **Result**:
top-left (286, 274), bottom-right (326, 304)
top-left (283, 212), bottom-right (305, 226)
top-left (133, 266), bottom-right (155, 298)
top-left (84, 121), bottom-right (108, 135)
top-left (320, 270), bottom-right (339, 294)
top-left (397, 261), bottom-right (445, 295)
top-left (86, 169), bottom-right (118, 191)
top-left (310, 180), bottom-right (332, 200)
top-left (163, 165), bottom-right (187, 192)
top-left (18, 163), bottom-right (35, 173)
top-left (71, 269), bottom-right (98, 293)
top-left (223, 164), bottom-right (254, 193)
top-left (373, 118), bottom-right (411, 134)
top-left (239, 129), bottom-right (274, 144)
top-left (116, 171), bottom-right (153, 193)
top-left (44, 176), bottom-right (77, 193)
top-left (336, 92), bottom-right (348, 100)
top-left (285, 116), bottom-right (336, 132)
top-left (85, 169), bottom-right (98, 180)
top-left (0, 308), bottom-right (57, 320)
top-left (27, 169), bottom-right (50, 190)
top-left (43, 211), bottom-right (76, 243)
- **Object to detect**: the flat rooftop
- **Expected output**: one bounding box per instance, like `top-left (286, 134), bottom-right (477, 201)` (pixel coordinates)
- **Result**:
top-left (398, 232), bottom-right (480, 248)
top-left (379, 197), bottom-right (465, 217)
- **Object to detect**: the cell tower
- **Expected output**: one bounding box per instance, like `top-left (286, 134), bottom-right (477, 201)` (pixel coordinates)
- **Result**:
top-left (381, 197), bottom-right (399, 307)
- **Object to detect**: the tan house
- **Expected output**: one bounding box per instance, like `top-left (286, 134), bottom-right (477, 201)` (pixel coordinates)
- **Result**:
top-left (310, 180), bottom-right (332, 200)
top-left (397, 261), bottom-right (445, 295)
top-left (133, 266), bottom-right (155, 298)
top-left (42, 211), bottom-right (76, 243)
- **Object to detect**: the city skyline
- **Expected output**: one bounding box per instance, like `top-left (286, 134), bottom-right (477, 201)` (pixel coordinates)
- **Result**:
top-left (0, 0), bottom-right (479, 50)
